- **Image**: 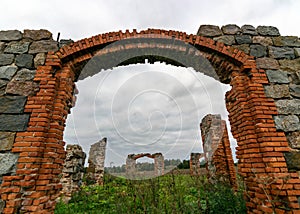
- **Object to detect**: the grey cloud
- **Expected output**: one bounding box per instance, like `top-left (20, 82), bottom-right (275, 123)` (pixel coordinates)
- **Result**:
top-left (10, 0), bottom-right (299, 166)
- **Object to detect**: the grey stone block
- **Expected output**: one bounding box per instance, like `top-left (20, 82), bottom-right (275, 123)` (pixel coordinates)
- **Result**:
top-left (275, 99), bottom-right (300, 114)
top-left (232, 44), bottom-right (250, 54)
top-left (11, 68), bottom-right (35, 81)
top-left (5, 68), bottom-right (38, 96)
top-left (221, 24), bottom-right (241, 35)
top-left (0, 66), bottom-right (17, 80)
top-left (257, 26), bottom-right (280, 36)
top-left (0, 114), bottom-right (30, 131)
top-left (0, 152), bottom-right (19, 175)
top-left (34, 53), bottom-right (46, 67)
top-left (279, 58), bottom-right (300, 72)
top-left (0, 30), bottom-right (22, 41)
top-left (29, 40), bottom-right (58, 54)
top-left (273, 36), bottom-right (300, 47)
top-left (15, 54), bottom-right (33, 68)
top-left (0, 96), bottom-right (27, 113)
top-left (256, 58), bottom-right (280, 70)
top-left (274, 115), bottom-right (300, 132)
top-left (23, 29), bottom-right (52, 40)
top-left (0, 54), bottom-right (14, 66)
top-left (197, 25), bottom-right (222, 37)
top-left (287, 131), bottom-right (300, 149)
top-left (241, 25), bottom-right (257, 35)
top-left (236, 35), bottom-right (252, 44)
top-left (290, 84), bottom-right (300, 98)
top-left (268, 46), bottom-right (295, 59)
top-left (264, 85), bottom-right (290, 98)
top-left (0, 132), bottom-right (16, 151)
top-left (266, 70), bottom-right (289, 83)
top-left (253, 36), bottom-right (273, 46)
top-left (4, 41), bottom-right (30, 54)
top-left (213, 35), bottom-right (235, 45)
top-left (250, 44), bottom-right (267, 58)
top-left (284, 152), bottom-right (300, 171)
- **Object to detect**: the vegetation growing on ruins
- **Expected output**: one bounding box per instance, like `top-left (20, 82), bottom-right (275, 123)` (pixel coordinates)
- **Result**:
top-left (55, 172), bottom-right (246, 214)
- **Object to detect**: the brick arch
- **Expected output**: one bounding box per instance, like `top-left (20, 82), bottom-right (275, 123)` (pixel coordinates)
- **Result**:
top-left (2, 29), bottom-right (300, 213)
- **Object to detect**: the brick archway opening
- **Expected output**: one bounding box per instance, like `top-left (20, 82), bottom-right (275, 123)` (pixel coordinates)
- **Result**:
top-left (2, 29), bottom-right (300, 213)
top-left (125, 153), bottom-right (164, 179)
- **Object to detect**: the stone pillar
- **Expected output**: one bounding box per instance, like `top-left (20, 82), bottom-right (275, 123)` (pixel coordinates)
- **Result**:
top-left (190, 152), bottom-right (203, 176)
top-left (153, 153), bottom-right (164, 176)
top-left (59, 144), bottom-right (86, 203)
top-left (200, 114), bottom-right (236, 188)
top-left (87, 138), bottom-right (107, 185)
top-left (126, 154), bottom-right (136, 178)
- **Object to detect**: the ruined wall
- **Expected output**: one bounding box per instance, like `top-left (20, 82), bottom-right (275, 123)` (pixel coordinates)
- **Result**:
top-left (0, 30), bottom-right (60, 213)
top-left (87, 138), bottom-right (107, 185)
top-left (200, 114), bottom-right (237, 187)
top-left (59, 144), bottom-right (86, 203)
top-left (125, 153), bottom-right (164, 179)
top-left (153, 153), bottom-right (164, 176)
top-left (0, 25), bottom-right (299, 213)
top-left (197, 25), bottom-right (300, 212)
top-left (190, 152), bottom-right (204, 176)
top-left (197, 25), bottom-right (300, 167)
top-left (125, 154), bottom-right (136, 178)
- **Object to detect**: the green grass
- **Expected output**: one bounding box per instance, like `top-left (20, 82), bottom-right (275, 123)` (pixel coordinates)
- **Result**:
top-left (55, 173), bottom-right (246, 214)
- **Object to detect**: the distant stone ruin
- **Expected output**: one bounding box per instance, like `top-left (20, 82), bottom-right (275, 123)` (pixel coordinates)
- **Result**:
top-left (200, 114), bottom-right (237, 188)
top-left (59, 144), bottom-right (86, 203)
top-left (126, 152), bottom-right (164, 179)
top-left (87, 138), bottom-right (107, 185)
top-left (190, 152), bottom-right (204, 176)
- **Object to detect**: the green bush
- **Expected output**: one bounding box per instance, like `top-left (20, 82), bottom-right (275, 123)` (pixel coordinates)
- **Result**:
top-left (55, 173), bottom-right (246, 214)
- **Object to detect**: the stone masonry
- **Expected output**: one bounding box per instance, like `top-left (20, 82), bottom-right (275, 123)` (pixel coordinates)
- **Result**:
top-left (59, 144), bottom-right (86, 203)
top-left (190, 152), bottom-right (204, 176)
top-left (0, 29), bottom-right (59, 214)
top-left (126, 153), bottom-right (164, 179)
top-left (87, 138), bottom-right (107, 185)
top-left (0, 25), bottom-right (300, 213)
top-left (200, 114), bottom-right (237, 188)
top-left (154, 153), bottom-right (164, 176)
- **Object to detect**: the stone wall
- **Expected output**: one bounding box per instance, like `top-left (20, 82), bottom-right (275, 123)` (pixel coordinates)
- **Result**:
top-left (59, 144), bottom-right (86, 203)
top-left (125, 153), bottom-right (164, 179)
top-left (125, 154), bottom-right (136, 178)
top-left (153, 153), bottom-right (164, 176)
top-left (200, 114), bottom-right (237, 187)
top-left (87, 138), bottom-right (107, 185)
top-left (197, 25), bottom-right (300, 168)
top-left (0, 30), bottom-right (59, 213)
top-left (190, 152), bottom-right (204, 176)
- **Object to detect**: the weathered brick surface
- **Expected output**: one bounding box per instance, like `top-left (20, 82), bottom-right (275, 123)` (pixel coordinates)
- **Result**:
top-left (0, 25), bottom-right (299, 213)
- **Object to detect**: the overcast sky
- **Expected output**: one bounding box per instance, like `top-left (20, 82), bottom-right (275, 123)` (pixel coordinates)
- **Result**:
top-left (1, 0), bottom-right (300, 167)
